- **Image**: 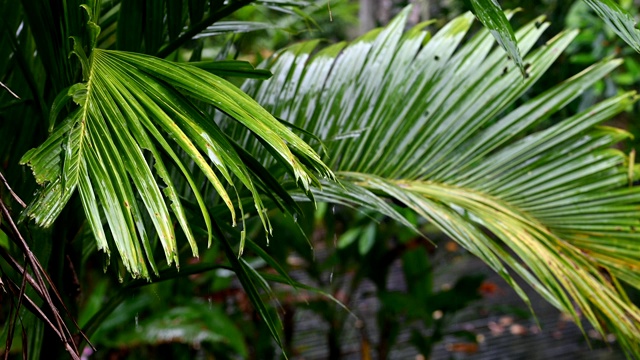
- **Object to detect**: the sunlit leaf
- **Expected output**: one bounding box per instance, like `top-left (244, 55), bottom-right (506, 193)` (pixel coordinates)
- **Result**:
top-left (21, 49), bottom-right (333, 278)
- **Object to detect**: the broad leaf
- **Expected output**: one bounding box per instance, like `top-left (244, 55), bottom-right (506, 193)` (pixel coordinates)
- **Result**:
top-left (112, 302), bottom-right (247, 356)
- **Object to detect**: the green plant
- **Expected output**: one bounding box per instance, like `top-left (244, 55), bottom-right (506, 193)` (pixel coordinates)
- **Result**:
top-left (3, 0), bottom-right (640, 359)
top-left (266, 204), bottom-right (488, 358)
top-left (1, 0), bottom-right (331, 358)
top-left (469, 0), bottom-right (640, 83)
top-left (231, 8), bottom-right (640, 357)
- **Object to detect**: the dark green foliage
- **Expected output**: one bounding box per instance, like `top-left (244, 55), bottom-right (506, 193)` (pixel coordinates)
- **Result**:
top-left (2, 1), bottom-right (640, 359)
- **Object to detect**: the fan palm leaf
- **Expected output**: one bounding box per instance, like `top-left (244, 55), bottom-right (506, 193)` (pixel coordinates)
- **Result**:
top-left (232, 8), bottom-right (640, 355)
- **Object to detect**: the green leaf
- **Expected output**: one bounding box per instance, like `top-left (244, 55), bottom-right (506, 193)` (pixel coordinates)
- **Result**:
top-left (337, 227), bottom-right (360, 249)
top-left (22, 48), bottom-right (333, 278)
top-left (469, 0), bottom-right (525, 76)
top-left (259, 272), bottom-right (354, 316)
top-left (48, 86), bottom-right (72, 132)
top-left (237, 9), bottom-right (640, 355)
top-left (69, 37), bottom-right (90, 81)
top-left (113, 302), bottom-right (247, 356)
top-left (244, 238), bottom-right (297, 287)
top-left (213, 222), bottom-right (285, 352)
top-left (80, 3), bottom-right (101, 51)
top-left (189, 60), bottom-right (273, 79)
top-left (111, 51), bottom-right (334, 190)
top-left (583, 0), bottom-right (640, 53)
top-left (20, 116), bottom-right (74, 185)
top-left (358, 223), bottom-right (376, 255)
top-left (193, 21), bottom-right (275, 38)
top-left (289, 179), bottom-right (421, 236)
top-left (0, 229), bottom-right (9, 250)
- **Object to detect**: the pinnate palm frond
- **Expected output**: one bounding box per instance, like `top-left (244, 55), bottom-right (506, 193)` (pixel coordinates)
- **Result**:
top-left (583, 0), bottom-right (640, 53)
top-left (470, 0), bottom-right (640, 79)
top-left (235, 8), bottom-right (640, 356)
top-left (20, 46), bottom-right (333, 279)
